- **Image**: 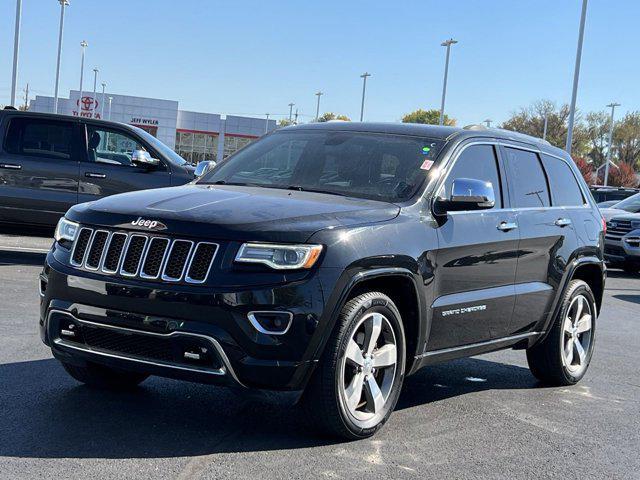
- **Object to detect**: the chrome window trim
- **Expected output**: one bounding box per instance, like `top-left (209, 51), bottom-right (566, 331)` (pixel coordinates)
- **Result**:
top-left (84, 230), bottom-right (111, 271)
top-left (70, 227), bottom-right (93, 267)
top-left (185, 242), bottom-right (219, 284)
top-left (48, 309), bottom-right (245, 387)
top-left (101, 232), bottom-right (128, 274)
top-left (161, 239), bottom-right (195, 282)
top-left (140, 237), bottom-right (171, 280)
top-left (119, 234), bottom-right (149, 277)
top-left (247, 311), bottom-right (294, 335)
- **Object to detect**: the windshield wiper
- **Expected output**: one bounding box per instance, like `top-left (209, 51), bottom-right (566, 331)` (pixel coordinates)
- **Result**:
top-left (285, 185), bottom-right (346, 197)
top-left (203, 180), bottom-right (263, 187)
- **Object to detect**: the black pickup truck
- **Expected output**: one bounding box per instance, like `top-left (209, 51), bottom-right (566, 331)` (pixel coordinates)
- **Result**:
top-left (0, 108), bottom-right (196, 227)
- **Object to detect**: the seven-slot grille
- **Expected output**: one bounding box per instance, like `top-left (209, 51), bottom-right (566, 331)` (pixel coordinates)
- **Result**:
top-left (605, 219), bottom-right (633, 241)
top-left (70, 227), bottom-right (218, 284)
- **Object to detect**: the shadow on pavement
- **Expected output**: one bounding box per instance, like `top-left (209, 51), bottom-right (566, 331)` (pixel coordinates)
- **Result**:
top-left (0, 251), bottom-right (46, 267)
top-left (612, 294), bottom-right (640, 305)
top-left (0, 356), bottom-right (537, 459)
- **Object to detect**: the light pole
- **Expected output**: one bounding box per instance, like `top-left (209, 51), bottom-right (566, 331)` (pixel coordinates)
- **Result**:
top-left (315, 91), bottom-right (323, 121)
top-left (78, 40), bottom-right (88, 108)
top-left (603, 102), bottom-right (620, 186)
top-left (92, 68), bottom-right (99, 98)
top-left (100, 82), bottom-right (106, 118)
top-left (565, 0), bottom-right (588, 153)
top-left (107, 96), bottom-right (113, 120)
top-left (439, 38), bottom-right (458, 126)
top-left (265, 113), bottom-right (270, 134)
top-left (359, 72), bottom-right (371, 122)
top-left (10, 0), bottom-right (22, 106)
top-left (484, 119), bottom-right (492, 128)
top-left (288, 103), bottom-right (295, 122)
top-left (53, 0), bottom-right (69, 114)
top-left (542, 111), bottom-right (549, 140)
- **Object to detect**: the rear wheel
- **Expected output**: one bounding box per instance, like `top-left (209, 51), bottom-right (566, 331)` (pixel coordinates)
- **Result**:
top-left (303, 292), bottom-right (406, 439)
top-left (62, 361), bottom-right (148, 390)
top-left (526, 280), bottom-right (596, 386)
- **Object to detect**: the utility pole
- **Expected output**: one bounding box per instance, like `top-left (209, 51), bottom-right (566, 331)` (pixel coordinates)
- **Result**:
top-left (10, 0), bottom-right (22, 106)
top-left (265, 113), bottom-right (270, 134)
top-left (54, 0), bottom-right (69, 114)
top-left (565, 0), bottom-right (588, 153)
top-left (22, 82), bottom-right (29, 110)
top-left (315, 91), bottom-right (323, 121)
top-left (359, 72), bottom-right (371, 122)
top-left (294, 108), bottom-right (299, 125)
top-left (288, 103), bottom-right (295, 122)
top-left (603, 102), bottom-right (621, 186)
top-left (439, 38), bottom-right (458, 126)
top-left (484, 119), bottom-right (492, 128)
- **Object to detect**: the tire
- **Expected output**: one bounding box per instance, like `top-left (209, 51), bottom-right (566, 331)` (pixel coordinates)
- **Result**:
top-left (526, 279), bottom-right (596, 386)
top-left (62, 361), bottom-right (149, 390)
top-left (303, 291), bottom-right (406, 439)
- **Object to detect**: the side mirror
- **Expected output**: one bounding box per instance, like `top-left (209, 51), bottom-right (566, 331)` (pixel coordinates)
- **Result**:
top-left (434, 178), bottom-right (496, 213)
top-left (194, 160), bottom-right (217, 177)
top-left (131, 149), bottom-right (160, 167)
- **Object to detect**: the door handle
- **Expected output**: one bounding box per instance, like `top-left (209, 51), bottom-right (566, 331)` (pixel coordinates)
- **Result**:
top-left (555, 218), bottom-right (572, 227)
top-left (497, 221), bottom-right (518, 232)
top-left (85, 172), bottom-right (106, 179)
top-left (0, 163), bottom-right (22, 170)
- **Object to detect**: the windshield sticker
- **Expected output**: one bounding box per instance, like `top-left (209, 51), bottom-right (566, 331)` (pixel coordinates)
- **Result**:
top-left (422, 146), bottom-right (431, 154)
top-left (420, 159), bottom-right (434, 170)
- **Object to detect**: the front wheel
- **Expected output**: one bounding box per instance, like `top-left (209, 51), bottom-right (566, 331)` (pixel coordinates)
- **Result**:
top-left (303, 292), bottom-right (406, 439)
top-left (526, 279), bottom-right (596, 386)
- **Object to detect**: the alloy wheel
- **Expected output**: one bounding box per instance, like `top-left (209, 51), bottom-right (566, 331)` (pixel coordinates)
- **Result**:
top-left (561, 294), bottom-right (593, 375)
top-left (339, 312), bottom-right (398, 429)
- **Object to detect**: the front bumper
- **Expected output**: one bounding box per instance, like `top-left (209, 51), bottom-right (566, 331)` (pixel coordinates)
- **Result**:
top-left (40, 252), bottom-right (328, 391)
top-left (604, 237), bottom-right (640, 265)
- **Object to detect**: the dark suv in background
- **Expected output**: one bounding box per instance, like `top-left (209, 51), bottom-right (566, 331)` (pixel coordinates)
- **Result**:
top-left (0, 108), bottom-right (195, 227)
top-left (40, 122), bottom-right (605, 439)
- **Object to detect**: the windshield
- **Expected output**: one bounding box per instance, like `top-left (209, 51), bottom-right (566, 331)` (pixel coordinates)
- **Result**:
top-left (198, 130), bottom-right (443, 202)
top-left (612, 193), bottom-right (640, 213)
top-left (131, 126), bottom-right (188, 166)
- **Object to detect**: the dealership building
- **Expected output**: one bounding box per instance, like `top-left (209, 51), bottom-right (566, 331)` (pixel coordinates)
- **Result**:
top-left (30, 90), bottom-right (277, 163)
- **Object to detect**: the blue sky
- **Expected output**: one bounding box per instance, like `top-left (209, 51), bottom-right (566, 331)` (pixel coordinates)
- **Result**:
top-left (0, 0), bottom-right (636, 126)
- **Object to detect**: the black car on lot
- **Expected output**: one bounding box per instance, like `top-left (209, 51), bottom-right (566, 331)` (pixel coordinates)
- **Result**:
top-left (39, 122), bottom-right (606, 439)
top-left (0, 108), bottom-right (195, 227)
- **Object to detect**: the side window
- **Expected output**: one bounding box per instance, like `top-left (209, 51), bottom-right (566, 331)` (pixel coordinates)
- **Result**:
top-left (87, 127), bottom-right (145, 167)
top-left (441, 144), bottom-right (502, 209)
top-left (5, 118), bottom-right (75, 160)
top-left (503, 147), bottom-right (550, 208)
top-left (540, 154), bottom-right (585, 206)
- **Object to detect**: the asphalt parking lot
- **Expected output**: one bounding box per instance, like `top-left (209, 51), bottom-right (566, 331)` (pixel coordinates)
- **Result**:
top-left (0, 233), bottom-right (639, 480)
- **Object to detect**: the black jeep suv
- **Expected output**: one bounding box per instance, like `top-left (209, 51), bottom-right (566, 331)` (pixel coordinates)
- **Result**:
top-left (40, 122), bottom-right (605, 439)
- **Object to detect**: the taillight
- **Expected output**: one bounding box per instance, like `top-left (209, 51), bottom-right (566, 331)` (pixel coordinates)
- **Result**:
top-left (602, 217), bottom-right (607, 235)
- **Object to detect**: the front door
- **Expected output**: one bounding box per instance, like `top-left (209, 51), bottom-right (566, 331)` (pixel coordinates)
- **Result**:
top-left (428, 142), bottom-right (519, 351)
top-left (78, 124), bottom-right (172, 203)
top-left (0, 115), bottom-right (81, 226)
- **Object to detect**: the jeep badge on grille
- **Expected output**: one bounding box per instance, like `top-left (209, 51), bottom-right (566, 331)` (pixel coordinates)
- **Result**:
top-left (131, 217), bottom-right (167, 230)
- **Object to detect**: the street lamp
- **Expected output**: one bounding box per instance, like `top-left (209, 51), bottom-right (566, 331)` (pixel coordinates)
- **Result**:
top-left (359, 72), bottom-right (371, 122)
top-left (92, 67), bottom-right (99, 99)
top-left (603, 102), bottom-right (621, 186)
top-left (100, 82), bottom-right (106, 118)
top-left (53, 0), bottom-right (69, 114)
top-left (315, 91), bottom-right (323, 122)
top-left (439, 38), bottom-right (458, 126)
top-left (10, 0), bottom-right (22, 107)
top-left (288, 103), bottom-right (295, 122)
top-left (542, 111), bottom-right (549, 141)
top-left (78, 40), bottom-right (88, 107)
top-left (484, 119), bottom-right (492, 128)
top-left (265, 113), bottom-right (270, 134)
top-left (565, 0), bottom-right (588, 153)
top-left (107, 96), bottom-right (113, 120)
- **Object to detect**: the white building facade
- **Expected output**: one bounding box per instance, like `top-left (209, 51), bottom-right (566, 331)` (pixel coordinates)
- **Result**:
top-left (30, 90), bottom-right (276, 163)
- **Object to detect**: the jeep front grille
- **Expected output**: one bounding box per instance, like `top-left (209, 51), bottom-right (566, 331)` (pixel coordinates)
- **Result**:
top-left (70, 227), bottom-right (218, 284)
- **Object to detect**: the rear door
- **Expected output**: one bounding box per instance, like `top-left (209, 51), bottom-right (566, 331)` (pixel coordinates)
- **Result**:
top-left (0, 115), bottom-right (81, 226)
top-left (78, 123), bottom-right (173, 203)
top-left (428, 142), bottom-right (519, 351)
top-left (501, 145), bottom-right (579, 336)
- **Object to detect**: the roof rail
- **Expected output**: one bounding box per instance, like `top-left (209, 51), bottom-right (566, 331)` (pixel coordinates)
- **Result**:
top-left (462, 124), bottom-right (488, 131)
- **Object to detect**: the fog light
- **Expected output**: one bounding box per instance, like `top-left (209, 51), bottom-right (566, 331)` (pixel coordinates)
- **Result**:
top-left (247, 311), bottom-right (293, 335)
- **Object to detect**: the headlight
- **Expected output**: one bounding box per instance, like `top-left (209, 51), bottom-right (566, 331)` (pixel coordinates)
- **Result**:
top-left (235, 243), bottom-right (323, 270)
top-left (54, 217), bottom-right (79, 243)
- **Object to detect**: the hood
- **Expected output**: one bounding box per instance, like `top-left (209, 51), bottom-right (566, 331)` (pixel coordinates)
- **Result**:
top-left (68, 184), bottom-right (400, 243)
top-left (600, 207), bottom-right (628, 222)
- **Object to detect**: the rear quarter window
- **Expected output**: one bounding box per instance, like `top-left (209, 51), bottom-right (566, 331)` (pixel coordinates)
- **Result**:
top-left (540, 154), bottom-right (585, 206)
top-left (4, 117), bottom-right (75, 160)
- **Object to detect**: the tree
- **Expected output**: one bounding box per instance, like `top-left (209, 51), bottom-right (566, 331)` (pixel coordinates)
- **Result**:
top-left (402, 109), bottom-right (455, 126)
top-left (316, 112), bottom-right (350, 122)
top-left (278, 118), bottom-right (294, 127)
top-left (584, 111), bottom-right (610, 167)
top-left (500, 100), bottom-right (589, 155)
top-left (572, 156), bottom-right (594, 184)
top-left (613, 112), bottom-right (640, 168)
top-left (596, 162), bottom-right (639, 187)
